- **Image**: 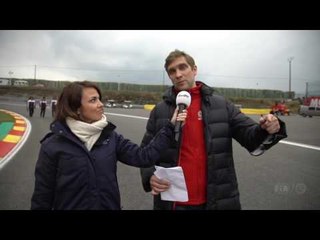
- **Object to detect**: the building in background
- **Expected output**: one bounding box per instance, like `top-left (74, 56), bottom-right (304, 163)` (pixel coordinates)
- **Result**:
top-left (0, 79), bottom-right (12, 86)
top-left (13, 80), bottom-right (29, 87)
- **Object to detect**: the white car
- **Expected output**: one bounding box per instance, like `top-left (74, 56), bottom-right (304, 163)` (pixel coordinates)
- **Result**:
top-left (298, 105), bottom-right (320, 117)
top-left (105, 100), bottom-right (116, 108)
top-left (122, 101), bottom-right (133, 109)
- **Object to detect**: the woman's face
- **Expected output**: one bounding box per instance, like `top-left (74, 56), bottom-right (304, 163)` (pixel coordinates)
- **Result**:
top-left (78, 87), bottom-right (104, 123)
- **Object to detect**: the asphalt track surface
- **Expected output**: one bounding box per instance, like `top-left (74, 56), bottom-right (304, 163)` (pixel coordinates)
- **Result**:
top-left (0, 99), bottom-right (319, 210)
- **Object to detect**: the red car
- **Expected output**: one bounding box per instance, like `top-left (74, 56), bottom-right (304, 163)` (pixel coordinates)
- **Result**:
top-left (270, 102), bottom-right (290, 116)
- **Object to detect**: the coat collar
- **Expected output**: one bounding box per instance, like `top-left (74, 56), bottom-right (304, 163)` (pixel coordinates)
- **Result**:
top-left (162, 81), bottom-right (214, 105)
top-left (47, 120), bottom-right (117, 146)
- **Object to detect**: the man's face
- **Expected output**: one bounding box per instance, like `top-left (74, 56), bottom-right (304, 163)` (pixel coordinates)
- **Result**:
top-left (167, 56), bottom-right (197, 91)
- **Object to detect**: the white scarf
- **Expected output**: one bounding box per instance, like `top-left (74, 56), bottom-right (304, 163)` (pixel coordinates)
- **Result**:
top-left (66, 114), bottom-right (108, 151)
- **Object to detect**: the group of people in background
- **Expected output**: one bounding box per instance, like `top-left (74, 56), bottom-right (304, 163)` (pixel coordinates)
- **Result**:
top-left (27, 96), bottom-right (57, 118)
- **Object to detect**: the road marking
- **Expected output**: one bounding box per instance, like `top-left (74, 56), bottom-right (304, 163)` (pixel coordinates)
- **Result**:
top-left (3, 134), bottom-right (21, 143)
top-left (106, 112), bottom-right (149, 120)
top-left (13, 126), bottom-right (25, 131)
top-left (0, 109), bottom-right (31, 170)
top-left (15, 120), bottom-right (25, 124)
top-left (106, 112), bottom-right (320, 152)
top-left (279, 140), bottom-right (320, 151)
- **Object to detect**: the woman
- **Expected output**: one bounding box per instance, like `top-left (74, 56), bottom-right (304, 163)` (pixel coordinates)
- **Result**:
top-left (31, 81), bottom-right (186, 210)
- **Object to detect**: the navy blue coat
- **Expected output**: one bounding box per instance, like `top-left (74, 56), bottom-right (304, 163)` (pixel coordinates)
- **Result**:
top-left (31, 120), bottom-right (175, 210)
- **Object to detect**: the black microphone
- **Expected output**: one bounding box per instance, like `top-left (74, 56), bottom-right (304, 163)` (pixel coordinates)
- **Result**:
top-left (174, 91), bottom-right (191, 142)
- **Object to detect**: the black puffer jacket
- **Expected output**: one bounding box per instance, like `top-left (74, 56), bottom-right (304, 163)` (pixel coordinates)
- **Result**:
top-left (140, 82), bottom-right (287, 210)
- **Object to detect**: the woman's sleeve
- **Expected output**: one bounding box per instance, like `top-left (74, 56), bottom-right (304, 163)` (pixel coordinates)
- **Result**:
top-left (31, 146), bottom-right (57, 210)
top-left (116, 121), bottom-right (175, 167)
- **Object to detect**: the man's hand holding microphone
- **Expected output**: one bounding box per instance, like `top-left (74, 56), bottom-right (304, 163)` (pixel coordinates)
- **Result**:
top-left (259, 114), bottom-right (280, 134)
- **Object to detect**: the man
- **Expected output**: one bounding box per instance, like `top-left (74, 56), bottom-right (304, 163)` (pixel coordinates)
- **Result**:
top-left (40, 96), bottom-right (47, 118)
top-left (140, 49), bottom-right (287, 210)
top-left (51, 96), bottom-right (58, 117)
top-left (27, 96), bottom-right (35, 117)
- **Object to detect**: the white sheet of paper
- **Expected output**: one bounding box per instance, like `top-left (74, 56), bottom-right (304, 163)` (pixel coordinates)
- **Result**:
top-left (154, 166), bottom-right (188, 202)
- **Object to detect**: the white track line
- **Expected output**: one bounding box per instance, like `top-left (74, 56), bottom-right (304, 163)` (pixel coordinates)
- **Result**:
top-left (279, 140), bottom-right (320, 151)
top-left (107, 112), bottom-right (320, 152)
top-left (107, 112), bottom-right (149, 120)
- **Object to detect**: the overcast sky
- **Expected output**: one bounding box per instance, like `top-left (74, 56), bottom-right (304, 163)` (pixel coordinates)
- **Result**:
top-left (0, 30), bottom-right (319, 94)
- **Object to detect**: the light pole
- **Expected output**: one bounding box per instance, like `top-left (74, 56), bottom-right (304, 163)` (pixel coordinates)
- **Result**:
top-left (305, 82), bottom-right (309, 98)
top-left (288, 57), bottom-right (294, 99)
top-left (117, 75), bottom-right (120, 91)
top-left (34, 65), bottom-right (37, 81)
top-left (8, 71), bottom-right (13, 85)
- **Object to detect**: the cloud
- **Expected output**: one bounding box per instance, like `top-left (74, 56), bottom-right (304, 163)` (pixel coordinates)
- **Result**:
top-left (0, 30), bottom-right (319, 94)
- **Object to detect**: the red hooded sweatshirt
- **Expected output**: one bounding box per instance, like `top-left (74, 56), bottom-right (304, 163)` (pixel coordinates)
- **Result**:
top-left (176, 83), bottom-right (207, 206)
